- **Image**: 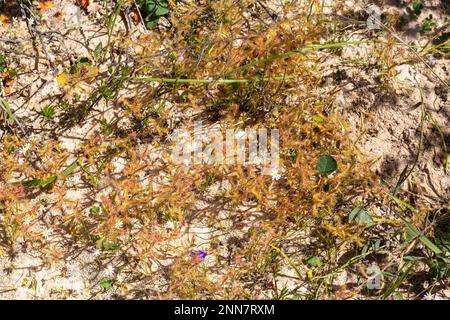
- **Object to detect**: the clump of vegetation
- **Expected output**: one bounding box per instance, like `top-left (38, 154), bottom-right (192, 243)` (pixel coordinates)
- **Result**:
top-left (136, 0), bottom-right (169, 28)
top-left (0, 0), bottom-right (449, 300)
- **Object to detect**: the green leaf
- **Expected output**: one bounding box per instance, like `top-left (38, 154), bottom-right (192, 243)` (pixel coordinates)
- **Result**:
top-left (0, 97), bottom-right (14, 122)
top-left (404, 221), bottom-right (442, 255)
top-left (90, 206), bottom-right (101, 216)
top-left (394, 292), bottom-right (404, 300)
top-left (306, 256), bottom-right (323, 268)
top-left (422, 15), bottom-right (435, 33)
top-left (96, 238), bottom-right (120, 251)
top-left (137, 0), bottom-right (169, 29)
top-left (155, 6), bottom-right (169, 16)
top-left (39, 105), bottom-right (56, 120)
top-left (0, 54), bottom-right (6, 72)
top-left (93, 42), bottom-right (103, 60)
top-left (412, 1), bottom-right (424, 15)
top-left (23, 175), bottom-right (57, 189)
top-left (434, 33), bottom-right (450, 53)
top-left (348, 207), bottom-right (374, 227)
top-left (145, 15), bottom-right (160, 28)
top-left (103, 242), bottom-right (120, 251)
top-left (99, 278), bottom-right (113, 290)
top-left (316, 155), bottom-right (337, 176)
top-left (403, 256), bottom-right (423, 262)
top-left (38, 175), bottom-right (57, 188)
top-left (69, 57), bottom-right (91, 74)
top-left (435, 233), bottom-right (450, 252)
top-left (60, 161), bottom-right (78, 178)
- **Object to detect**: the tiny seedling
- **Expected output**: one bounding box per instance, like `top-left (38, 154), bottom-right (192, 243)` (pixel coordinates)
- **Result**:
top-left (422, 15), bottom-right (435, 33)
top-left (412, 1), bottom-right (424, 16)
top-left (39, 105), bottom-right (56, 120)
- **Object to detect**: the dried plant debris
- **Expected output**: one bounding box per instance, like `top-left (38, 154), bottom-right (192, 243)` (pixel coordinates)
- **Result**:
top-left (0, 0), bottom-right (449, 300)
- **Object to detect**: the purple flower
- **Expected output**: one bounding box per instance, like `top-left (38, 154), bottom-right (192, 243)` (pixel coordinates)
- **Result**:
top-left (190, 250), bottom-right (207, 261)
top-left (198, 250), bottom-right (207, 260)
top-left (426, 53), bottom-right (436, 66)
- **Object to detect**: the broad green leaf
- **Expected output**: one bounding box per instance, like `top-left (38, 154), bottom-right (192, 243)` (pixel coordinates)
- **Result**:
top-left (90, 206), bottom-right (101, 215)
top-left (39, 175), bottom-right (57, 188)
top-left (155, 6), bottom-right (169, 16)
top-left (60, 161), bottom-right (78, 178)
top-left (93, 42), bottom-right (103, 60)
top-left (306, 256), bottom-right (323, 268)
top-left (136, 0), bottom-right (169, 29)
top-left (316, 155), bottom-right (337, 176)
top-left (99, 278), bottom-right (113, 290)
top-left (96, 238), bottom-right (120, 251)
top-left (404, 221), bottom-right (442, 255)
top-left (23, 175), bottom-right (57, 189)
top-left (145, 15), bottom-right (160, 28)
top-left (23, 179), bottom-right (42, 188)
top-left (103, 242), bottom-right (120, 251)
top-left (349, 207), bottom-right (374, 227)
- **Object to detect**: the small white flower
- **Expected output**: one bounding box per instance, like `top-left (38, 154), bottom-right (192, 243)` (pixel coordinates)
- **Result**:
top-left (270, 168), bottom-right (281, 181)
top-left (17, 156), bottom-right (25, 165)
top-left (27, 17), bottom-right (34, 26)
top-left (372, 68), bottom-right (380, 78)
top-left (104, 265), bottom-right (115, 277)
top-left (93, 248), bottom-right (102, 257)
top-left (166, 133), bottom-right (173, 142)
top-left (12, 17), bottom-right (18, 25)
top-left (114, 220), bottom-right (123, 229)
top-left (18, 143), bottom-right (31, 156)
top-left (116, 273), bottom-right (125, 282)
top-left (423, 292), bottom-right (434, 300)
top-left (166, 220), bottom-right (175, 230)
top-left (23, 216), bottom-right (33, 226)
top-left (67, 175), bottom-right (81, 186)
top-left (42, 228), bottom-right (52, 240)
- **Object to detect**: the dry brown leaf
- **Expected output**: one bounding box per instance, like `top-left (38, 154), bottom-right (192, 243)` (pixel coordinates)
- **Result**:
top-left (4, 80), bottom-right (14, 95)
top-left (38, 0), bottom-right (53, 13)
top-left (54, 11), bottom-right (64, 21)
top-left (76, 0), bottom-right (90, 10)
top-left (131, 9), bottom-right (141, 25)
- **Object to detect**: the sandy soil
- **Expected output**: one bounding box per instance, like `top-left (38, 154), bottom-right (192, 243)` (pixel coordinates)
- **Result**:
top-left (0, 0), bottom-right (449, 299)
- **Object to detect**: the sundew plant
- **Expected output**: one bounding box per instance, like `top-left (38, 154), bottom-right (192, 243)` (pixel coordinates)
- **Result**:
top-left (0, 0), bottom-right (449, 300)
